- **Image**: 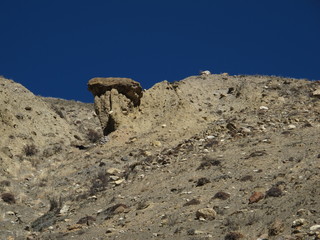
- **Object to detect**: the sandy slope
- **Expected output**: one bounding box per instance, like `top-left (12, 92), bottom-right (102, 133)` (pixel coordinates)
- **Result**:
top-left (0, 74), bottom-right (320, 240)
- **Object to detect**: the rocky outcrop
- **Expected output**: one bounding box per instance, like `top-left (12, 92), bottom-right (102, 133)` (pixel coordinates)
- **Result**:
top-left (88, 77), bottom-right (143, 135)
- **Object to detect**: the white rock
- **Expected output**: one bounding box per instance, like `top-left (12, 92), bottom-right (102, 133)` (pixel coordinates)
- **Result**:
top-left (206, 136), bottom-right (215, 139)
top-left (97, 209), bottom-right (103, 214)
top-left (241, 127), bottom-right (251, 133)
top-left (114, 179), bottom-right (125, 185)
top-left (200, 70), bottom-right (211, 75)
top-left (110, 175), bottom-right (120, 181)
top-left (288, 124), bottom-right (296, 130)
top-left (194, 230), bottom-right (205, 234)
top-left (88, 195), bottom-right (97, 200)
top-left (59, 204), bottom-right (69, 214)
top-left (152, 141), bottom-right (162, 147)
top-left (292, 218), bottom-right (306, 227)
top-left (259, 106), bottom-right (269, 110)
top-left (310, 225), bottom-right (320, 231)
top-left (313, 89), bottom-right (320, 96)
top-left (144, 151), bottom-right (152, 156)
top-left (260, 125), bottom-right (266, 131)
top-left (138, 174), bottom-right (145, 179)
top-left (257, 233), bottom-right (268, 240)
top-left (107, 168), bottom-right (123, 175)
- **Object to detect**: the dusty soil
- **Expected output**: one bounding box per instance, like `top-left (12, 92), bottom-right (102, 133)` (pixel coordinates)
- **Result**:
top-left (0, 74), bottom-right (320, 240)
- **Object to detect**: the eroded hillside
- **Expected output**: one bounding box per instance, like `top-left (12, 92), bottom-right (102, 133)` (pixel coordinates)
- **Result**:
top-left (0, 74), bottom-right (320, 240)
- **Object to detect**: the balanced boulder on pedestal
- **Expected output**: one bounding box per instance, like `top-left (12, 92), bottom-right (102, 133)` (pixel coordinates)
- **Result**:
top-left (88, 77), bottom-right (143, 135)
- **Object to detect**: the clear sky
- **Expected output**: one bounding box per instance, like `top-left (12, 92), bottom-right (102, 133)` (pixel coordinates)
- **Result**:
top-left (1, 0), bottom-right (319, 102)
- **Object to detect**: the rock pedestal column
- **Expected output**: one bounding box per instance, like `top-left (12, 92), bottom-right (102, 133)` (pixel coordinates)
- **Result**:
top-left (88, 77), bottom-right (143, 135)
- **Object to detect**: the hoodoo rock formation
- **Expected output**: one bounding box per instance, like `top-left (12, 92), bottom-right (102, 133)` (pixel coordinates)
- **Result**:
top-left (1, 74), bottom-right (320, 239)
top-left (88, 77), bottom-right (143, 135)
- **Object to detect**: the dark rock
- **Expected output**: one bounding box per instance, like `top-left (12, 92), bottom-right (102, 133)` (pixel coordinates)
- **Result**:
top-left (213, 191), bottom-right (230, 200)
top-left (98, 203), bottom-right (129, 220)
top-left (197, 157), bottom-right (221, 170)
top-left (187, 229), bottom-right (195, 235)
top-left (240, 175), bottom-right (253, 182)
top-left (266, 186), bottom-right (282, 197)
top-left (77, 216), bottom-right (96, 225)
top-left (246, 150), bottom-right (267, 159)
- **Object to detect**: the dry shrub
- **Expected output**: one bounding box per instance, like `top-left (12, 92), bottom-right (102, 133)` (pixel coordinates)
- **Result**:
top-left (87, 129), bottom-right (101, 143)
top-left (196, 177), bottom-right (210, 187)
top-left (1, 192), bottom-right (16, 204)
top-left (23, 144), bottom-right (38, 156)
top-left (0, 180), bottom-right (10, 187)
top-left (225, 232), bottom-right (244, 240)
top-left (197, 156), bottom-right (221, 170)
top-left (42, 144), bottom-right (62, 157)
top-left (89, 170), bottom-right (109, 195)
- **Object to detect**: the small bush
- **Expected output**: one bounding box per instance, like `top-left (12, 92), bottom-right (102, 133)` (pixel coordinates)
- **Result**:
top-left (42, 144), bottom-right (62, 157)
top-left (0, 180), bottom-right (10, 187)
top-left (197, 156), bottom-right (221, 170)
top-left (89, 170), bottom-right (109, 195)
top-left (1, 192), bottom-right (16, 204)
top-left (29, 158), bottom-right (40, 167)
top-left (87, 129), bottom-right (101, 143)
top-left (196, 177), bottom-right (210, 187)
top-left (23, 144), bottom-right (38, 156)
top-left (167, 214), bottom-right (178, 226)
top-left (225, 232), bottom-right (244, 240)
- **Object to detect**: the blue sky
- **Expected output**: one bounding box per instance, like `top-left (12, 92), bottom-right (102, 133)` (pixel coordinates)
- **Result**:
top-left (1, 0), bottom-right (319, 102)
